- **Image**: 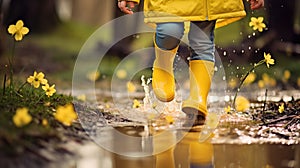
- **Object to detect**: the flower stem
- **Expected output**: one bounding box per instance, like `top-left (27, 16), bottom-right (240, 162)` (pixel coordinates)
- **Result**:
top-left (17, 81), bottom-right (28, 93)
top-left (231, 60), bottom-right (265, 109)
top-left (8, 40), bottom-right (16, 89)
top-left (2, 73), bottom-right (6, 95)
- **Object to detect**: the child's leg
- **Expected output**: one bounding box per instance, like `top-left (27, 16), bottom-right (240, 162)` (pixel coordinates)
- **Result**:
top-left (152, 22), bottom-right (184, 102)
top-left (182, 21), bottom-right (216, 126)
top-left (155, 22), bottom-right (184, 50)
top-left (188, 21), bottom-right (215, 62)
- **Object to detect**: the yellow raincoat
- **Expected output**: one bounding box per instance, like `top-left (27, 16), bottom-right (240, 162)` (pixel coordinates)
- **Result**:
top-left (129, 0), bottom-right (246, 28)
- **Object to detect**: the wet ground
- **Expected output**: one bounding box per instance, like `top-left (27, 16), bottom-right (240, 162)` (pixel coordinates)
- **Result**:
top-left (1, 88), bottom-right (299, 168)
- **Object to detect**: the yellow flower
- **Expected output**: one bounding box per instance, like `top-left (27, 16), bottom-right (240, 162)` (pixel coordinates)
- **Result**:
top-left (116, 69), bottom-right (127, 79)
top-left (8, 20), bottom-right (29, 41)
top-left (54, 104), bottom-right (77, 126)
top-left (297, 77), bottom-right (300, 87)
top-left (13, 107), bottom-right (32, 127)
top-left (282, 70), bottom-right (291, 83)
top-left (42, 119), bottom-right (48, 126)
top-left (86, 70), bottom-right (100, 81)
top-left (127, 81), bottom-right (136, 93)
top-left (228, 77), bottom-right (238, 89)
top-left (224, 106), bottom-right (231, 114)
top-left (235, 96), bottom-right (250, 112)
top-left (249, 17), bottom-right (266, 32)
top-left (278, 104), bottom-right (284, 113)
top-left (165, 115), bottom-right (174, 124)
top-left (264, 52), bottom-right (275, 68)
top-left (27, 71), bottom-right (48, 88)
top-left (132, 99), bottom-right (141, 108)
top-left (269, 78), bottom-right (277, 87)
top-left (258, 80), bottom-right (265, 88)
top-left (42, 84), bottom-right (56, 97)
top-left (244, 73), bottom-right (256, 85)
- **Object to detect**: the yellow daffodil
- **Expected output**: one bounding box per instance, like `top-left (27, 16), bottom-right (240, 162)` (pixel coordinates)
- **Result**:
top-left (54, 104), bottom-right (77, 126)
top-left (132, 99), bottom-right (141, 108)
top-left (235, 96), bottom-right (250, 112)
top-left (8, 20), bottom-right (29, 41)
top-left (86, 70), bottom-right (100, 81)
top-left (278, 104), bottom-right (284, 113)
top-left (116, 69), bottom-right (127, 79)
top-left (264, 52), bottom-right (274, 68)
top-left (224, 106), bottom-right (231, 114)
top-left (249, 17), bottom-right (266, 32)
top-left (13, 107), bottom-right (32, 127)
top-left (42, 119), bottom-right (48, 126)
top-left (165, 115), bottom-right (174, 124)
top-left (27, 71), bottom-right (48, 88)
top-left (127, 81), bottom-right (136, 93)
top-left (42, 84), bottom-right (56, 97)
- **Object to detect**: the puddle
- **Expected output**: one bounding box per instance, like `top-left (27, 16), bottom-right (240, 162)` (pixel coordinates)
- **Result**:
top-left (73, 125), bottom-right (299, 168)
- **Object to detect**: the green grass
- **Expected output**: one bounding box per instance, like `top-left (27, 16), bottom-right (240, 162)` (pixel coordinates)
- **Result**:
top-left (0, 84), bottom-right (73, 154)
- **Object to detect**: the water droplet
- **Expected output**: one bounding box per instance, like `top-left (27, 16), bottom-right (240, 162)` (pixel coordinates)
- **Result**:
top-left (222, 76), bottom-right (226, 80)
top-left (248, 46), bottom-right (252, 50)
top-left (252, 32), bottom-right (256, 36)
top-left (248, 35), bottom-right (251, 38)
top-left (236, 66), bottom-right (239, 70)
top-left (219, 65), bottom-right (223, 68)
top-left (241, 50), bottom-right (245, 53)
top-left (214, 66), bottom-right (218, 71)
top-left (134, 35), bottom-right (140, 39)
top-left (223, 51), bottom-right (227, 56)
top-left (239, 32), bottom-right (243, 35)
top-left (255, 50), bottom-right (258, 53)
top-left (229, 60), bottom-right (232, 63)
top-left (233, 50), bottom-right (236, 53)
top-left (280, 5), bottom-right (284, 8)
top-left (232, 40), bottom-right (235, 43)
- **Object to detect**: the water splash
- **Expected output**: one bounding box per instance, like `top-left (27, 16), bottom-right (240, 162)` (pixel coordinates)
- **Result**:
top-left (141, 75), bottom-right (152, 111)
top-left (139, 75), bottom-right (185, 128)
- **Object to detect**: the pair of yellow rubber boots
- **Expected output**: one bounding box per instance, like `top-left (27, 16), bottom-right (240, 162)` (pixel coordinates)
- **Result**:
top-left (152, 44), bottom-right (214, 126)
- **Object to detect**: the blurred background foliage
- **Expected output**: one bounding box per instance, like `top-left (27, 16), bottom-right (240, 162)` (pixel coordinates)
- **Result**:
top-left (0, 0), bottom-right (300, 90)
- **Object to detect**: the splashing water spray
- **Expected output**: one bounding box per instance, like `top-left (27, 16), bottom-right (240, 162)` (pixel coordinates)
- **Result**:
top-left (141, 75), bottom-right (152, 112)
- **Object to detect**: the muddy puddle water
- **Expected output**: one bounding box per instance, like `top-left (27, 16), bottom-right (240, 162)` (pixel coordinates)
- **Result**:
top-left (74, 125), bottom-right (299, 168)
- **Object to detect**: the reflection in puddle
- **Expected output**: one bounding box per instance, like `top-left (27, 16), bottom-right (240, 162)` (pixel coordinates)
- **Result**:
top-left (75, 126), bottom-right (299, 168)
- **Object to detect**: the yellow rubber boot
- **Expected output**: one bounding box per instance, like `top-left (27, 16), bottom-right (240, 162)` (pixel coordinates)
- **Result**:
top-left (182, 60), bottom-right (214, 126)
top-left (152, 42), bottom-right (179, 102)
